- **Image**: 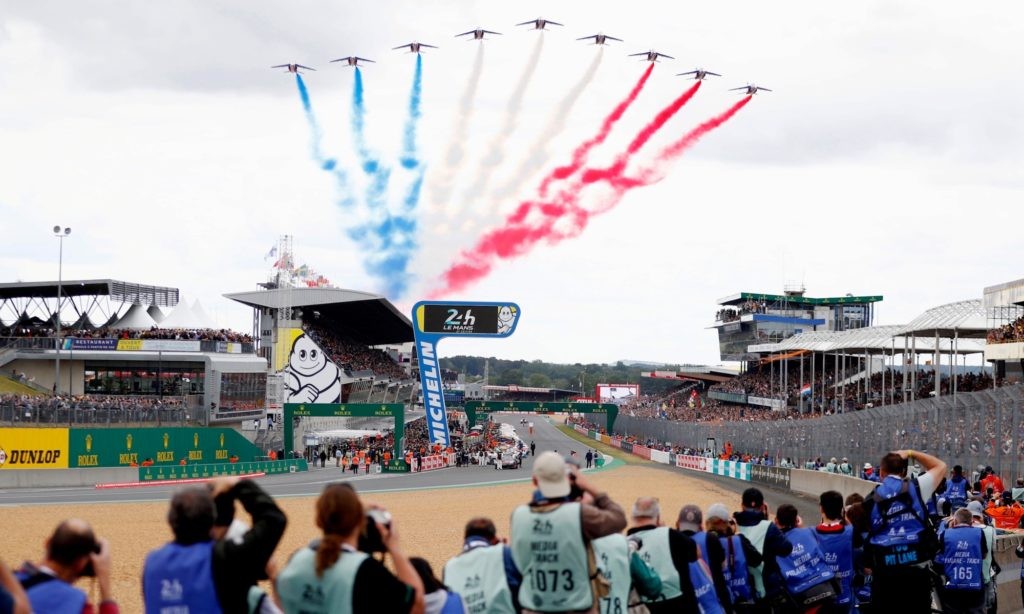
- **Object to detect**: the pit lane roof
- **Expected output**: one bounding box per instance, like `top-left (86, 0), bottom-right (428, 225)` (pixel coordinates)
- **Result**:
top-left (0, 279), bottom-right (179, 305)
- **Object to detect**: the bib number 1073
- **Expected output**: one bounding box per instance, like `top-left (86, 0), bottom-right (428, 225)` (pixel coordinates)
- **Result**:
top-left (534, 569), bottom-right (574, 592)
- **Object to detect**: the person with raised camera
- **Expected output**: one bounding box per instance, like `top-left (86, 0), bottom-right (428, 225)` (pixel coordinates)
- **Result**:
top-left (275, 482), bottom-right (425, 614)
top-left (510, 451), bottom-right (626, 614)
top-left (15, 519), bottom-right (118, 614)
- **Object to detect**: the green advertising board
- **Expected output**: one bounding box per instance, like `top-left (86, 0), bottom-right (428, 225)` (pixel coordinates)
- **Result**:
top-left (139, 458), bottom-right (308, 482)
top-left (463, 401), bottom-right (619, 434)
top-left (69, 427), bottom-right (263, 468)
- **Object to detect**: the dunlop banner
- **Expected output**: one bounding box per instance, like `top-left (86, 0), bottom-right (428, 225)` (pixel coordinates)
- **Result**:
top-left (0, 428), bottom-right (70, 469)
top-left (69, 427), bottom-right (262, 468)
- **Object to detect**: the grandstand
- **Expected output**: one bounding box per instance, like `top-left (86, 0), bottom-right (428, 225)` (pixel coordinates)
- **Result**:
top-left (712, 286), bottom-right (882, 363)
top-left (0, 279), bottom-right (266, 424)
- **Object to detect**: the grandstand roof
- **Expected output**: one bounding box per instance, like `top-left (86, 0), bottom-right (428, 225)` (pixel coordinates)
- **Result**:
top-left (224, 287), bottom-right (412, 345)
top-left (642, 368), bottom-right (737, 383)
top-left (717, 292), bottom-right (883, 307)
top-left (900, 299), bottom-right (1023, 338)
top-left (748, 324), bottom-right (986, 356)
top-left (0, 279), bottom-right (179, 305)
top-left (984, 277), bottom-right (1024, 308)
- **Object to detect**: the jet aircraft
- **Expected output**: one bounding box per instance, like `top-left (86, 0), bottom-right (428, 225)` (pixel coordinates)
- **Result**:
top-left (516, 18), bottom-right (563, 30)
top-left (271, 63), bottom-right (314, 74)
top-left (677, 69), bottom-right (721, 80)
top-left (729, 84), bottom-right (772, 94)
top-left (630, 50), bottom-right (674, 62)
top-left (393, 42), bottom-right (438, 54)
top-left (330, 56), bottom-right (375, 67)
top-left (456, 28), bottom-right (502, 40)
top-left (577, 33), bottom-right (622, 45)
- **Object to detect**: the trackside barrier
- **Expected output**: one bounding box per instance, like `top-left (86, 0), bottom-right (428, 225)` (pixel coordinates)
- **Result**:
top-left (650, 449), bottom-right (670, 464)
top-left (98, 472), bottom-right (266, 489)
top-left (139, 459), bottom-right (308, 482)
top-left (414, 452), bottom-right (457, 473)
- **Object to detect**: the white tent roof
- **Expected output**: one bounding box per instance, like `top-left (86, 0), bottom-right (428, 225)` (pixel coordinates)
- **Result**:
top-left (147, 305), bottom-right (166, 324)
top-left (112, 303), bottom-right (158, 330)
top-left (190, 299), bottom-right (216, 328)
top-left (158, 298), bottom-right (198, 328)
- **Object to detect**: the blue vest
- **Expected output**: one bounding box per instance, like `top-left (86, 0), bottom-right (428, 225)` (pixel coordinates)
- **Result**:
top-left (776, 528), bottom-right (835, 596)
top-left (944, 477), bottom-right (968, 509)
top-left (720, 535), bottom-right (753, 603)
top-left (815, 525), bottom-right (854, 606)
top-left (143, 541), bottom-right (223, 614)
top-left (440, 591), bottom-right (466, 614)
top-left (693, 532), bottom-right (710, 568)
top-left (867, 476), bottom-right (935, 568)
top-left (939, 526), bottom-right (983, 591)
top-left (15, 568), bottom-right (87, 614)
top-left (688, 560), bottom-right (725, 614)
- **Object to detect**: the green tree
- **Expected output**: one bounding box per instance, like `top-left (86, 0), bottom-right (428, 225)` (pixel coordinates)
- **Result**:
top-left (527, 373), bottom-right (551, 388)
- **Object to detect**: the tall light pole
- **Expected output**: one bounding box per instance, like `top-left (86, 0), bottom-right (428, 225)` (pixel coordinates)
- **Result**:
top-left (53, 226), bottom-right (71, 396)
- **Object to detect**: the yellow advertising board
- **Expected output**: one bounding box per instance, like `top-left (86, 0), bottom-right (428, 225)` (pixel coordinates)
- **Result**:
top-left (116, 339), bottom-right (144, 351)
top-left (0, 428), bottom-right (70, 469)
top-left (273, 327), bottom-right (303, 372)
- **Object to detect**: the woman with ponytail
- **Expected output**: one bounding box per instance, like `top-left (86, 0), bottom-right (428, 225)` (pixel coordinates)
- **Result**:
top-left (275, 483), bottom-right (425, 614)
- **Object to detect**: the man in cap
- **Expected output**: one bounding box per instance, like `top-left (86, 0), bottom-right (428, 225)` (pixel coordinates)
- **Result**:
top-left (838, 458), bottom-right (853, 476)
top-left (444, 517), bottom-right (522, 614)
top-left (733, 487), bottom-right (793, 608)
top-left (861, 463), bottom-right (879, 483)
top-left (677, 504), bottom-right (730, 611)
top-left (510, 451), bottom-right (626, 614)
top-left (627, 498), bottom-right (701, 613)
top-left (824, 457), bottom-right (838, 474)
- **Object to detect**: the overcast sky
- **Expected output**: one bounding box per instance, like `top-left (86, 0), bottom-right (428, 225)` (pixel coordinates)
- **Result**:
top-left (2, 1), bottom-right (1022, 366)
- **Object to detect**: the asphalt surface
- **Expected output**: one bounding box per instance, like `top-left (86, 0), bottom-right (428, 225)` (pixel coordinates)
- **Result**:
top-left (0, 414), bottom-right (817, 519)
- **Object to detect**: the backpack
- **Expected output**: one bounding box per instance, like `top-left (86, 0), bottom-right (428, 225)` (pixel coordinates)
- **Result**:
top-left (863, 479), bottom-right (939, 568)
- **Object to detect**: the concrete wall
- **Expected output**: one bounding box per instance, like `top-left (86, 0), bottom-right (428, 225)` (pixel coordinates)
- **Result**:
top-left (0, 467), bottom-right (138, 488)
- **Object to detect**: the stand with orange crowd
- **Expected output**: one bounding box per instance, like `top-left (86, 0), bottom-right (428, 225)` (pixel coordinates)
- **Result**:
top-left (8, 446), bottom-right (1024, 613)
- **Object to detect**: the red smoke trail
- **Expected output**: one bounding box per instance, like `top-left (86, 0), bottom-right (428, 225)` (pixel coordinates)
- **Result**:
top-left (429, 96), bottom-right (751, 298)
top-left (537, 63), bottom-right (654, 197)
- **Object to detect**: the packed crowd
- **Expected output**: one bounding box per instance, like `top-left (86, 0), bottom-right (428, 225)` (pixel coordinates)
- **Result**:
top-left (7, 444), bottom-right (1019, 614)
top-left (304, 324), bottom-right (407, 381)
top-left (0, 393), bottom-right (189, 424)
top-left (4, 325), bottom-right (253, 343)
top-left (988, 315), bottom-right (1024, 344)
top-left (715, 301), bottom-right (769, 323)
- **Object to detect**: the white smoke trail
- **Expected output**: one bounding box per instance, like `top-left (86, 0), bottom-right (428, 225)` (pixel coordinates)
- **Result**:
top-left (451, 34), bottom-right (545, 221)
top-left (426, 44), bottom-right (485, 218)
top-left (488, 47), bottom-right (604, 209)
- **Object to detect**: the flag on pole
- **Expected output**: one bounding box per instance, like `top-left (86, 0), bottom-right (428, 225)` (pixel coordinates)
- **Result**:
top-left (800, 383), bottom-right (812, 396)
top-left (264, 245), bottom-right (277, 261)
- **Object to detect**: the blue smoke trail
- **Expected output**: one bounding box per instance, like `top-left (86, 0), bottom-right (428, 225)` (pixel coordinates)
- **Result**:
top-left (295, 74), bottom-right (354, 206)
top-left (400, 54), bottom-right (423, 169)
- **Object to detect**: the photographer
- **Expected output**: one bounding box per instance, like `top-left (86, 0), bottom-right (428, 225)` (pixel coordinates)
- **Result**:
top-left (275, 483), bottom-right (425, 614)
top-left (143, 478), bottom-right (286, 613)
top-left (15, 519), bottom-right (119, 614)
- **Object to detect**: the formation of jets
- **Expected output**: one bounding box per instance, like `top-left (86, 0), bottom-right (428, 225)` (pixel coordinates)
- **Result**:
top-left (273, 18), bottom-right (770, 92)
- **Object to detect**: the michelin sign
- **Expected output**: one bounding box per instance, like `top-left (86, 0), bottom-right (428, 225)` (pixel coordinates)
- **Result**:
top-left (413, 301), bottom-right (521, 447)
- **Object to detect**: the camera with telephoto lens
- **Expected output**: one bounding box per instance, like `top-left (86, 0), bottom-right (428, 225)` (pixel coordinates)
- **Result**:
top-left (359, 508), bottom-right (392, 553)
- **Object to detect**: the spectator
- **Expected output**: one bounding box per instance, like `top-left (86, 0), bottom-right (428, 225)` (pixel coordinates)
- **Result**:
top-left (812, 491), bottom-right (854, 613)
top-left (212, 478), bottom-right (288, 612)
top-left (275, 483), bottom-right (425, 614)
top-left (0, 559), bottom-right (28, 614)
top-left (772, 504), bottom-right (836, 612)
top-left (143, 478), bottom-right (285, 613)
top-left (704, 503), bottom-right (762, 610)
top-left (942, 465), bottom-right (969, 511)
top-left (627, 497), bottom-right (700, 613)
top-left (410, 557), bottom-right (465, 614)
top-left (510, 451), bottom-right (626, 614)
top-left (443, 518), bottom-right (521, 614)
top-left (676, 504), bottom-right (731, 611)
top-left (936, 508), bottom-right (986, 614)
top-left (862, 450), bottom-right (946, 611)
top-left (733, 487), bottom-right (793, 608)
top-left (966, 501), bottom-right (997, 613)
top-left (15, 519), bottom-right (118, 614)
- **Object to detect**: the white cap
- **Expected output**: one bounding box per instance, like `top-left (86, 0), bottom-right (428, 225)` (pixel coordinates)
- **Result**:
top-left (533, 452), bottom-right (570, 498)
top-left (705, 503), bottom-right (731, 523)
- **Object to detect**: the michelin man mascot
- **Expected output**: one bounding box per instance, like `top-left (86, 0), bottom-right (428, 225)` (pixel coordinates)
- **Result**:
top-left (283, 334), bottom-right (342, 404)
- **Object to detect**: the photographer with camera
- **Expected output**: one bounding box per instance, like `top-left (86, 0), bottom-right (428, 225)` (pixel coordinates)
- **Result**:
top-left (275, 482), bottom-right (425, 614)
top-left (15, 519), bottom-right (119, 614)
top-left (510, 451), bottom-right (626, 614)
top-left (142, 478), bottom-right (286, 613)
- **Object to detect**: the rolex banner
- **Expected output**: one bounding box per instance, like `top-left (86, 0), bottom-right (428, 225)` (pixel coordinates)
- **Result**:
top-left (68, 427), bottom-right (263, 468)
